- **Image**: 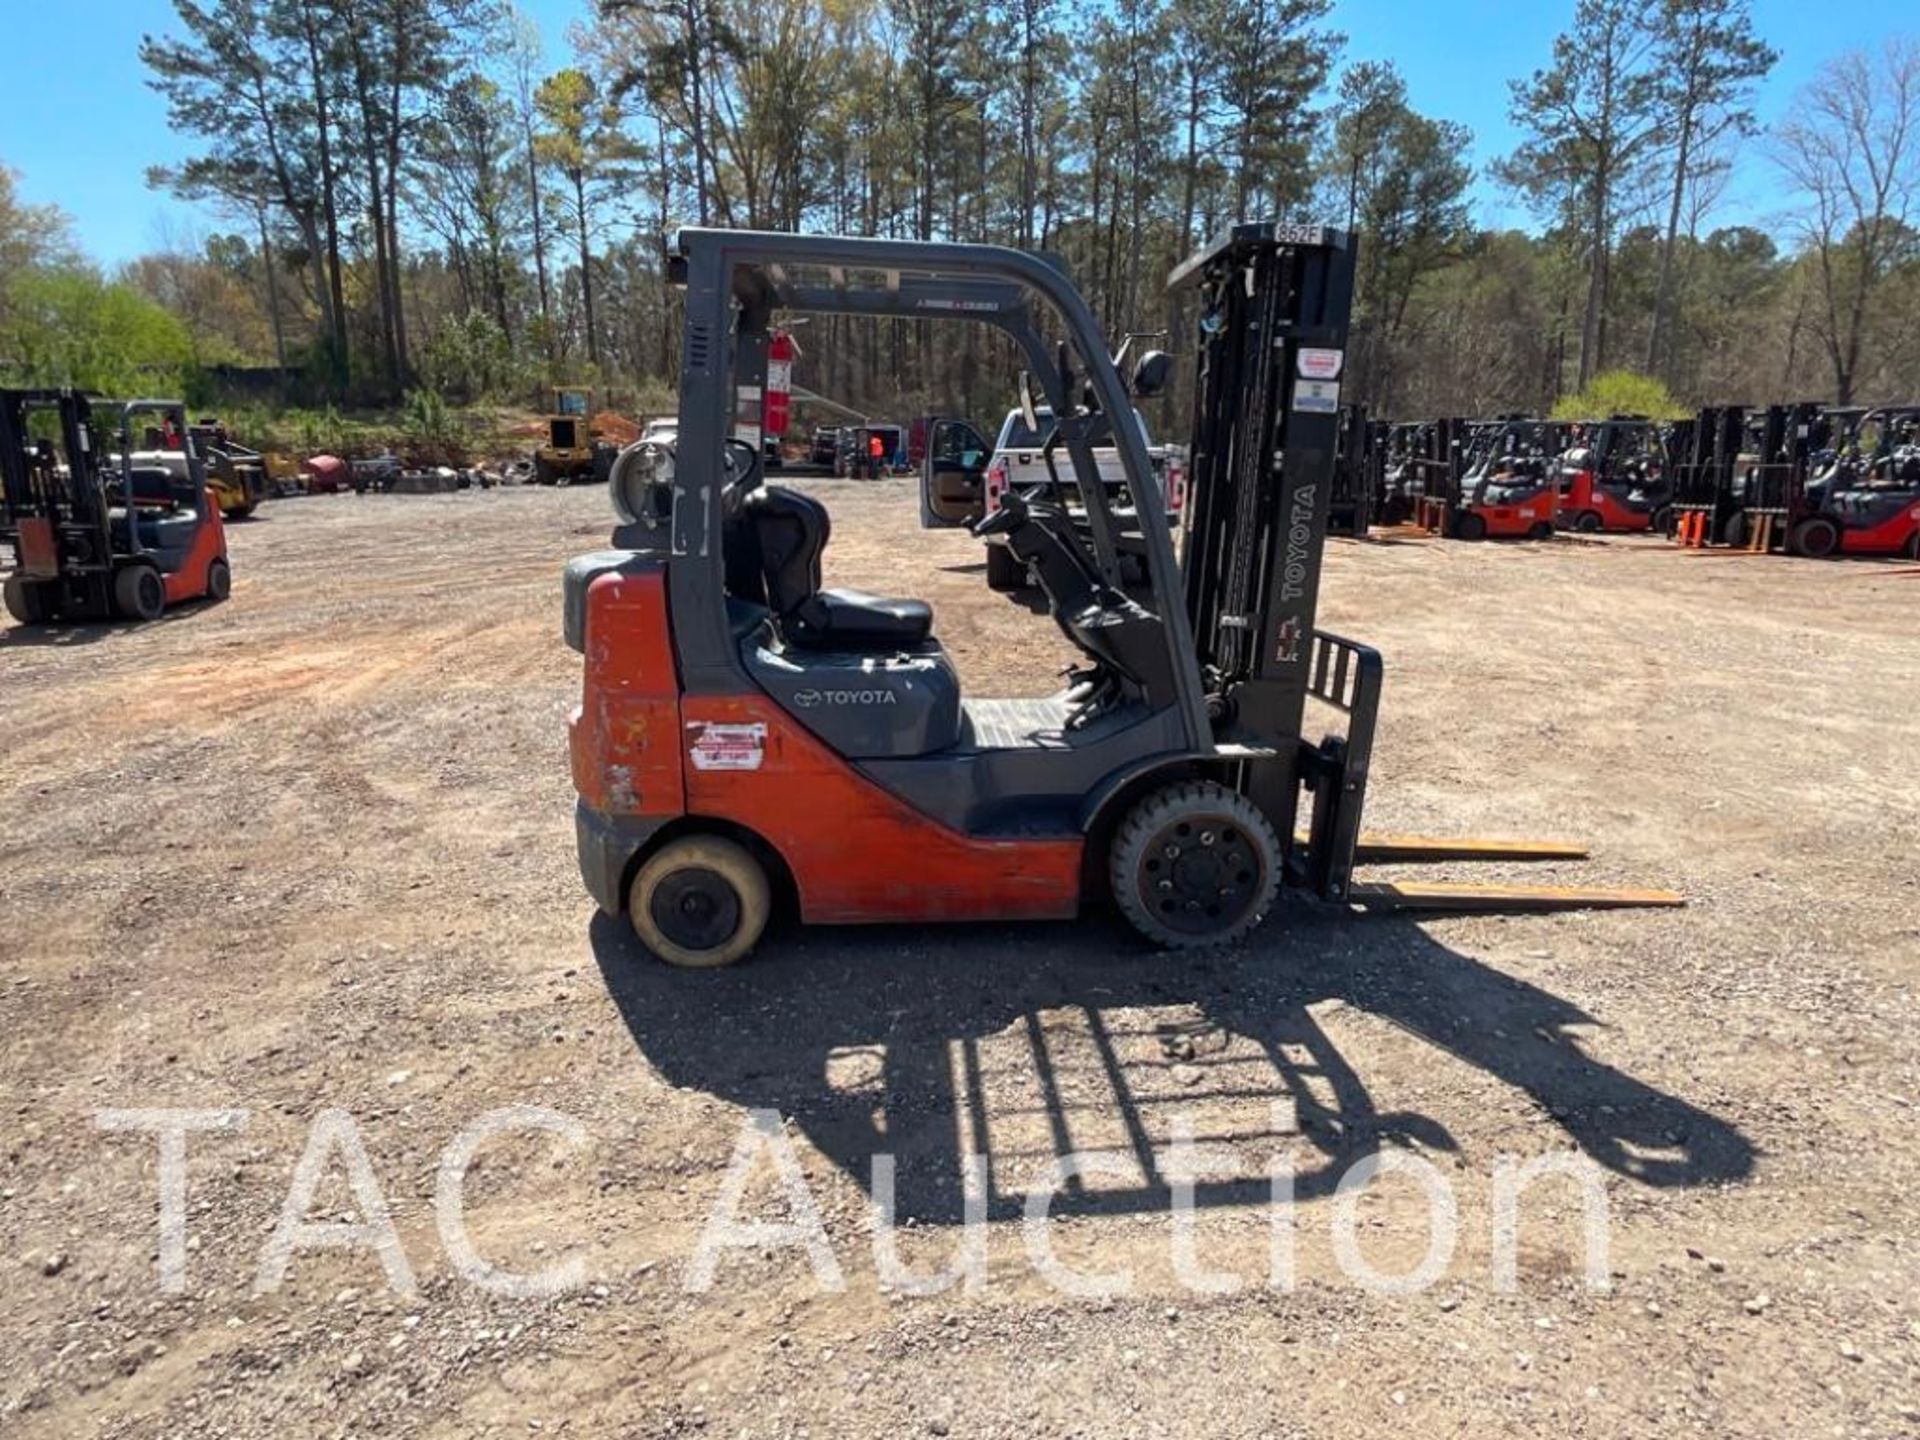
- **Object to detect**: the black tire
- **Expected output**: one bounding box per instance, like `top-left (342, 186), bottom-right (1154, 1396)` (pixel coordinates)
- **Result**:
top-left (627, 835), bottom-right (771, 968)
top-left (1574, 510), bottom-right (1603, 533)
top-left (1906, 528), bottom-right (1920, 561)
top-left (206, 557), bottom-right (232, 602)
top-left (113, 564), bottom-right (166, 621)
top-left (533, 456), bottom-right (558, 486)
top-left (1722, 510), bottom-right (1750, 548)
top-left (4, 575), bottom-right (53, 625)
top-left (1789, 515), bottom-right (1840, 559)
top-left (1109, 780), bottom-right (1282, 949)
top-left (1451, 511), bottom-right (1487, 541)
top-left (227, 503), bottom-right (256, 520)
top-left (1527, 521), bottom-right (1554, 540)
top-left (985, 543), bottom-right (1027, 592)
top-left (1650, 505), bottom-right (1675, 537)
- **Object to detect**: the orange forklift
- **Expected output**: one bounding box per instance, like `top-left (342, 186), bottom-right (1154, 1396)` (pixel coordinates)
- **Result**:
top-left (566, 227), bottom-right (1678, 968)
top-left (1553, 417), bottom-right (1670, 533)
top-left (1415, 417), bottom-right (1561, 540)
top-left (1, 390), bottom-right (230, 625)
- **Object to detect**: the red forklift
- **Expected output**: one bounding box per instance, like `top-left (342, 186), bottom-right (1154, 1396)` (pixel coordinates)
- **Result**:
top-left (1553, 417), bottom-right (1670, 533)
top-left (1793, 407), bottom-right (1920, 559)
top-left (569, 227), bottom-right (1676, 967)
top-left (2, 390), bottom-right (230, 626)
top-left (1415, 417), bottom-right (1561, 540)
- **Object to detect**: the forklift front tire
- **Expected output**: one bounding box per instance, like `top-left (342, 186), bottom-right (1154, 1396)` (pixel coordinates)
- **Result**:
top-left (1789, 516), bottom-right (1840, 559)
top-left (1451, 512), bottom-right (1487, 541)
top-left (206, 557), bottom-right (232, 602)
top-left (113, 564), bottom-right (166, 622)
top-left (1527, 521), bottom-right (1554, 541)
top-left (627, 835), bottom-right (771, 969)
top-left (4, 575), bottom-right (52, 625)
top-left (1109, 780), bottom-right (1282, 949)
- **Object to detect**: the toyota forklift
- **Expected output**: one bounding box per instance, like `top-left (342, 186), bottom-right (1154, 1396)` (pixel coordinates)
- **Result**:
top-left (1554, 416), bottom-right (1670, 533)
top-left (2, 390), bottom-right (231, 626)
top-left (564, 226), bottom-right (1676, 967)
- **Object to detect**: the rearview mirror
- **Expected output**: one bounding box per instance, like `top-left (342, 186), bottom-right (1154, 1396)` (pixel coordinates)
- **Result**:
top-left (1018, 370), bottom-right (1039, 436)
top-left (1130, 349), bottom-right (1172, 399)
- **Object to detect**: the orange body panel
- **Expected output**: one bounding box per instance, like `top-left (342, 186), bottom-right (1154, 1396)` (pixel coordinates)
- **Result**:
top-left (1557, 470), bottom-right (1655, 533)
top-left (1837, 497), bottom-right (1920, 556)
top-left (573, 564), bottom-right (1086, 924)
top-left (569, 568), bottom-right (686, 819)
top-left (1469, 495), bottom-right (1554, 537)
top-left (160, 489), bottom-right (230, 605)
top-left (681, 693), bottom-right (1084, 924)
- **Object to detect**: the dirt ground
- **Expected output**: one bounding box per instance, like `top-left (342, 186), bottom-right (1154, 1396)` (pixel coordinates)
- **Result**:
top-left (2, 480), bottom-right (1918, 1439)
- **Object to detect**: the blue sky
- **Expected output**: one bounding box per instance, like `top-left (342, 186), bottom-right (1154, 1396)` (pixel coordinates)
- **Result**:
top-left (0, 0), bottom-right (1909, 266)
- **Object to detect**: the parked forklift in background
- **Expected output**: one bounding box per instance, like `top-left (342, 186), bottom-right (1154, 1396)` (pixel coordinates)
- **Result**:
top-left (2, 389), bottom-right (231, 625)
top-left (1415, 417), bottom-right (1559, 540)
top-left (1792, 407), bottom-right (1920, 559)
top-left (1327, 405), bottom-right (1382, 537)
top-left (1553, 416), bottom-right (1670, 533)
top-left (565, 225), bottom-right (1677, 968)
top-left (535, 386), bottom-right (615, 485)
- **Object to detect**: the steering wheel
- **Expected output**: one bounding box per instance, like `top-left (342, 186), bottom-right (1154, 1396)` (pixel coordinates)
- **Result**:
top-left (971, 487), bottom-right (1031, 538)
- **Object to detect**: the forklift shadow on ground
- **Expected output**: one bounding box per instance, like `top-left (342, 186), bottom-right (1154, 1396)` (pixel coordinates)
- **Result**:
top-left (0, 599), bottom-right (217, 648)
top-left (588, 909), bottom-right (1755, 1227)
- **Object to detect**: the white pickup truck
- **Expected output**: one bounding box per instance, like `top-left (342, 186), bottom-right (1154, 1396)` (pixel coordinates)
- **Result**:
top-left (919, 406), bottom-right (1185, 590)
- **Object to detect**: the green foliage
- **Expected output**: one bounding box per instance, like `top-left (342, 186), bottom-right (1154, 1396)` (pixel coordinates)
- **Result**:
top-left (1551, 370), bottom-right (1689, 421)
top-left (419, 312), bottom-right (514, 402)
top-left (0, 267), bottom-right (195, 394)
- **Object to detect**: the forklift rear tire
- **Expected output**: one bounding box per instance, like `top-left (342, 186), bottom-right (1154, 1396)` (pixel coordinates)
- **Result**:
top-left (1906, 530), bottom-right (1920, 561)
top-left (1451, 512), bottom-right (1487, 541)
top-left (1789, 515), bottom-right (1840, 559)
top-left (627, 835), bottom-right (771, 969)
top-left (4, 575), bottom-right (53, 625)
top-left (985, 544), bottom-right (1027, 592)
top-left (113, 564), bottom-right (166, 622)
top-left (206, 557), bottom-right (232, 602)
top-left (1573, 510), bottom-right (1603, 533)
top-left (1109, 780), bottom-right (1282, 949)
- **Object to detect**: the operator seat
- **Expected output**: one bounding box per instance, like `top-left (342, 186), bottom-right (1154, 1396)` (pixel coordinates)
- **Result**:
top-left (746, 486), bottom-right (933, 650)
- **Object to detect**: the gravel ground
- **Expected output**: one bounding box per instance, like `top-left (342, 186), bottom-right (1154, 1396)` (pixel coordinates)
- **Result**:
top-left (2, 480), bottom-right (1917, 1438)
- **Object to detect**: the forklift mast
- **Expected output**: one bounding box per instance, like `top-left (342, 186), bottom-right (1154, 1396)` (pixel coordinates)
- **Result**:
top-left (1168, 223), bottom-right (1376, 894)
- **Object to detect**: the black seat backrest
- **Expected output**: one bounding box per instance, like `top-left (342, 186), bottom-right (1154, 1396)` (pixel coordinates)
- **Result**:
top-left (748, 486), bottom-right (829, 618)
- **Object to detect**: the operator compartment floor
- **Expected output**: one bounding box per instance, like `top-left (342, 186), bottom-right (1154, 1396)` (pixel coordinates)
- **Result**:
top-left (960, 697), bottom-right (1075, 751)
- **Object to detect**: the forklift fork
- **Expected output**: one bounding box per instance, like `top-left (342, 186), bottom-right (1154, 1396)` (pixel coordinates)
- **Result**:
top-left (1288, 631), bottom-right (1684, 916)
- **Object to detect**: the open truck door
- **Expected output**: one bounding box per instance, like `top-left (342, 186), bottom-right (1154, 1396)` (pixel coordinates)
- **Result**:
top-left (918, 416), bottom-right (990, 527)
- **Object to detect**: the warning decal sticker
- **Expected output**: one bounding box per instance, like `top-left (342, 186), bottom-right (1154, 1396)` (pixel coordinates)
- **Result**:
top-left (688, 722), bottom-right (767, 771)
top-left (1298, 347), bottom-right (1344, 380)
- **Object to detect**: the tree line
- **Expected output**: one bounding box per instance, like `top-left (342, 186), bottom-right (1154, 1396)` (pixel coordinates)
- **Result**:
top-left (0, 0), bottom-right (1915, 425)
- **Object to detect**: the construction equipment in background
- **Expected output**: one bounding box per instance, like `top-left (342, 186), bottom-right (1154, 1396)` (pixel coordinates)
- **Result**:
top-left (1553, 416), bottom-right (1671, 533)
top-left (534, 386), bottom-right (615, 485)
top-left (186, 419), bottom-right (268, 518)
top-left (1, 389), bottom-right (231, 625)
top-left (566, 225), bottom-right (1678, 969)
top-left (1327, 405), bottom-right (1383, 536)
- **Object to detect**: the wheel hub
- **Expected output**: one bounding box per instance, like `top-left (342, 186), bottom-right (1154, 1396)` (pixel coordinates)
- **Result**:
top-left (649, 866), bottom-right (742, 952)
top-left (1138, 818), bottom-right (1263, 935)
